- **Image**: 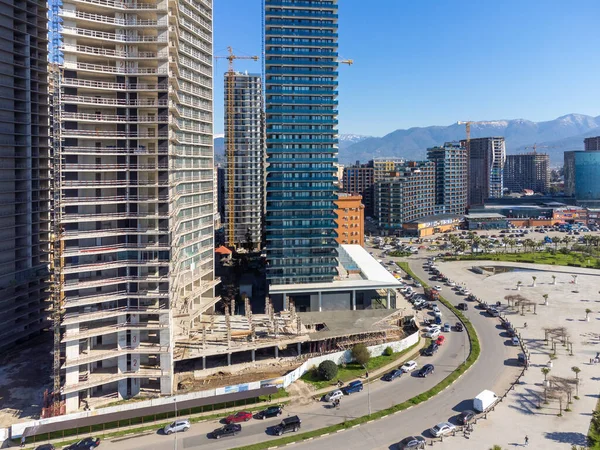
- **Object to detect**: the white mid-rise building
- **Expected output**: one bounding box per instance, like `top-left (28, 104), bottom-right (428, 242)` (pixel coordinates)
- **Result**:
top-left (58, 0), bottom-right (216, 413)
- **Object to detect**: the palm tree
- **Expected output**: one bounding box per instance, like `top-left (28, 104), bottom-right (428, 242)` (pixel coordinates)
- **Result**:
top-left (502, 237), bottom-right (509, 253)
top-left (524, 238), bottom-right (534, 253)
top-left (572, 366), bottom-right (581, 397)
top-left (563, 235), bottom-right (572, 250)
top-left (551, 275), bottom-right (556, 285)
top-left (543, 294), bottom-right (549, 305)
top-left (542, 367), bottom-right (551, 382)
top-left (489, 446), bottom-right (503, 450)
top-left (585, 308), bottom-right (592, 321)
top-left (517, 281), bottom-right (523, 291)
top-left (553, 236), bottom-right (561, 251)
top-left (508, 238), bottom-right (516, 253)
top-left (532, 276), bottom-right (537, 287)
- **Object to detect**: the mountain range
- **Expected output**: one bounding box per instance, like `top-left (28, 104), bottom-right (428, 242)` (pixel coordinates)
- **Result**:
top-left (213, 113), bottom-right (600, 166)
top-left (341, 114), bottom-right (600, 166)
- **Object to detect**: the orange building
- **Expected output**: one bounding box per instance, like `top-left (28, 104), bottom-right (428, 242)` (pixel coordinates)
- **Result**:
top-left (335, 193), bottom-right (365, 246)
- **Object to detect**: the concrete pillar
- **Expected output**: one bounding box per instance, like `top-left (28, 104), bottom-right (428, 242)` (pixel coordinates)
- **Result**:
top-left (275, 346), bottom-right (279, 359)
top-left (352, 290), bottom-right (356, 310)
top-left (227, 353), bottom-right (231, 366)
top-left (251, 349), bottom-right (256, 362)
top-left (297, 342), bottom-right (301, 357)
top-left (387, 289), bottom-right (391, 309)
top-left (65, 392), bottom-right (79, 414)
top-left (202, 356), bottom-right (206, 370)
top-left (318, 291), bottom-right (322, 312)
top-left (283, 292), bottom-right (288, 311)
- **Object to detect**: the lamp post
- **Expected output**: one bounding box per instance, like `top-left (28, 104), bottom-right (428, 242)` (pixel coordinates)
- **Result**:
top-left (174, 397), bottom-right (178, 450)
top-left (362, 364), bottom-right (372, 416)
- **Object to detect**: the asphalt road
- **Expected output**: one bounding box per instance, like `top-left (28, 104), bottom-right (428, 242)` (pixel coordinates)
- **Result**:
top-left (107, 276), bottom-right (464, 450)
top-left (290, 252), bottom-right (521, 450)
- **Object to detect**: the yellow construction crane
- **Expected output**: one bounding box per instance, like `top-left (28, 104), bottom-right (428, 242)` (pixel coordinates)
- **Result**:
top-left (457, 121), bottom-right (474, 148)
top-left (523, 143), bottom-right (557, 155)
top-left (215, 47), bottom-right (259, 248)
top-left (339, 59), bottom-right (353, 66)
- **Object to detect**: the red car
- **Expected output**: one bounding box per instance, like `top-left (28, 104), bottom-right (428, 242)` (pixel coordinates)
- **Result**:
top-left (224, 411), bottom-right (252, 424)
top-left (435, 335), bottom-right (446, 346)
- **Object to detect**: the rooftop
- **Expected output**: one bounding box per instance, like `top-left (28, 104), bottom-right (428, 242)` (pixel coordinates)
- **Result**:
top-left (465, 213), bottom-right (507, 220)
top-left (406, 213), bottom-right (462, 224)
top-left (299, 309), bottom-right (406, 340)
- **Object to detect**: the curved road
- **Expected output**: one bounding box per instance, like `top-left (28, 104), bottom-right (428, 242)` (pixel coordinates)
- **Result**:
top-left (290, 255), bottom-right (521, 450)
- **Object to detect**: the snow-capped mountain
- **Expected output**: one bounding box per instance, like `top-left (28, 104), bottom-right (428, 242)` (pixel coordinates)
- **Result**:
top-left (341, 113), bottom-right (600, 165)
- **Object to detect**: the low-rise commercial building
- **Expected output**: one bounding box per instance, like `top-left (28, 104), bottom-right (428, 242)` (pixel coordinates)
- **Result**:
top-left (334, 194), bottom-right (365, 246)
top-left (403, 214), bottom-right (462, 237)
top-left (465, 213), bottom-right (509, 230)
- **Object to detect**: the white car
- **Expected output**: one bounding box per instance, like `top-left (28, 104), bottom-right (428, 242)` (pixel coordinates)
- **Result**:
top-left (432, 305), bottom-right (440, 313)
top-left (324, 390), bottom-right (343, 402)
top-left (400, 360), bottom-right (418, 373)
top-left (430, 422), bottom-right (456, 437)
top-left (447, 281), bottom-right (456, 287)
top-left (434, 285), bottom-right (442, 291)
top-left (425, 329), bottom-right (441, 339)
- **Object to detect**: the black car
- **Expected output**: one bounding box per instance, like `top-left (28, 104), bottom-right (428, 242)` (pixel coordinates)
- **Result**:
top-left (422, 343), bottom-right (439, 356)
top-left (272, 416), bottom-right (301, 436)
top-left (256, 405), bottom-right (283, 419)
top-left (457, 410), bottom-right (476, 425)
top-left (64, 438), bottom-right (100, 450)
top-left (397, 435), bottom-right (426, 449)
top-left (211, 423), bottom-right (242, 439)
top-left (417, 364), bottom-right (434, 378)
top-left (455, 322), bottom-right (463, 332)
top-left (382, 369), bottom-right (403, 382)
top-left (34, 446), bottom-right (55, 450)
top-left (457, 303), bottom-right (468, 311)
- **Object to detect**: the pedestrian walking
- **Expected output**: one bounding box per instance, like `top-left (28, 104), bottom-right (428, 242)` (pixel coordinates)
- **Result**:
top-left (20, 436), bottom-right (25, 448)
top-left (525, 435), bottom-right (529, 446)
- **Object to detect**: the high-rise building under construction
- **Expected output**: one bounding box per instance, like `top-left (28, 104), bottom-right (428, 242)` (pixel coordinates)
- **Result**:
top-left (57, 0), bottom-right (216, 412)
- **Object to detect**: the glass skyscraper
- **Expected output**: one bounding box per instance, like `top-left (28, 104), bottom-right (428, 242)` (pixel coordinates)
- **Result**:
top-left (264, 0), bottom-right (339, 285)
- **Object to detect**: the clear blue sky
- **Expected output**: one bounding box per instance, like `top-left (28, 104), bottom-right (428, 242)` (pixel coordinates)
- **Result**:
top-left (214, 0), bottom-right (600, 137)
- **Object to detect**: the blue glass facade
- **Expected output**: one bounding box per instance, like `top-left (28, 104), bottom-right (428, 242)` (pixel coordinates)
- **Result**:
top-left (575, 151), bottom-right (600, 200)
top-left (265, 0), bottom-right (339, 285)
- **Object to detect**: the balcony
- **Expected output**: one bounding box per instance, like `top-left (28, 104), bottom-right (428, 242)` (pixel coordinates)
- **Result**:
top-left (265, 30), bottom-right (337, 38)
top-left (62, 320), bottom-right (167, 343)
top-left (62, 95), bottom-right (168, 107)
top-left (62, 44), bottom-right (166, 60)
top-left (266, 58), bottom-right (337, 66)
top-left (62, 343), bottom-right (170, 368)
top-left (267, 10), bottom-right (338, 19)
top-left (266, 138), bottom-right (338, 144)
top-left (62, 305), bottom-right (168, 325)
top-left (69, 0), bottom-right (163, 11)
top-left (62, 366), bottom-right (167, 395)
top-left (64, 289), bottom-right (168, 308)
top-left (265, 20), bottom-right (336, 29)
top-left (265, 0), bottom-right (338, 9)
top-left (62, 26), bottom-right (166, 43)
top-left (60, 9), bottom-right (166, 27)
top-left (61, 194), bottom-right (169, 205)
top-left (265, 107), bottom-right (337, 115)
top-left (61, 129), bottom-right (169, 139)
top-left (64, 61), bottom-right (168, 75)
top-left (265, 118), bottom-right (337, 124)
top-left (267, 68), bottom-right (337, 76)
top-left (61, 78), bottom-right (168, 91)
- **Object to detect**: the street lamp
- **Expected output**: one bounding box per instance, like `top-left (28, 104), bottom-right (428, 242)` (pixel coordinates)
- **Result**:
top-left (362, 364), bottom-right (372, 416)
top-left (173, 397), bottom-right (178, 450)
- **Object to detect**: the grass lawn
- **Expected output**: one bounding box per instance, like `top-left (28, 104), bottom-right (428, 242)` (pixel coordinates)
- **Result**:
top-left (300, 341), bottom-right (419, 390)
top-left (589, 398), bottom-right (600, 449)
top-left (449, 251), bottom-right (600, 268)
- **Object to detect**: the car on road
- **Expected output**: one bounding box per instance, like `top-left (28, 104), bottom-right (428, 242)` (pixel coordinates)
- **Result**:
top-left (422, 342), bottom-right (439, 356)
top-left (272, 416), bottom-right (301, 436)
top-left (64, 438), bottom-right (101, 450)
top-left (342, 380), bottom-right (364, 394)
top-left (423, 325), bottom-right (441, 333)
top-left (429, 422), bottom-right (456, 437)
top-left (382, 369), bottom-right (403, 382)
top-left (400, 360), bottom-right (418, 373)
top-left (457, 409), bottom-right (476, 425)
top-left (457, 303), bottom-right (468, 311)
top-left (424, 329), bottom-right (440, 339)
top-left (163, 420), bottom-right (190, 435)
top-left (455, 322), bottom-right (464, 332)
top-left (211, 423), bottom-right (241, 439)
top-left (256, 405), bottom-right (283, 420)
top-left (512, 336), bottom-right (520, 346)
top-left (224, 411), bottom-right (252, 423)
top-left (418, 364), bottom-right (435, 377)
top-left (435, 335), bottom-right (445, 346)
top-left (324, 389), bottom-right (343, 402)
top-left (397, 435), bottom-right (426, 449)
top-left (443, 322), bottom-right (451, 332)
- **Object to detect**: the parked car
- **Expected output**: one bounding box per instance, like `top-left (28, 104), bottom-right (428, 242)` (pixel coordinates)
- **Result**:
top-left (64, 438), bottom-right (101, 450)
top-left (455, 322), bottom-right (464, 332)
top-left (400, 360), bottom-right (418, 373)
top-left (432, 305), bottom-right (440, 313)
top-left (457, 409), bottom-right (476, 425)
top-left (512, 336), bottom-right (520, 346)
top-left (256, 405), bottom-right (283, 420)
top-left (397, 435), bottom-right (426, 449)
top-left (34, 445), bottom-right (55, 450)
top-left (443, 322), bottom-right (451, 332)
top-left (435, 335), bottom-right (445, 346)
top-left (342, 380), bottom-right (364, 394)
top-left (382, 369), bottom-right (403, 382)
top-left (422, 343), bottom-right (439, 356)
top-left (487, 307), bottom-right (500, 317)
top-left (457, 303), bottom-right (468, 311)
top-left (429, 422), bottom-right (456, 437)
top-left (433, 285), bottom-right (442, 291)
top-left (424, 329), bottom-right (440, 339)
top-left (164, 420), bottom-right (190, 435)
top-left (225, 411), bottom-right (252, 424)
top-left (324, 389), bottom-right (344, 402)
top-left (211, 423), bottom-right (241, 439)
top-left (418, 364), bottom-right (435, 377)
top-left (272, 416), bottom-right (301, 436)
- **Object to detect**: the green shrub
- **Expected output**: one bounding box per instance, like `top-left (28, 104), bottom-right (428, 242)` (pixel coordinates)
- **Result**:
top-left (383, 346), bottom-right (394, 356)
top-left (351, 343), bottom-right (371, 366)
top-left (318, 360), bottom-right (338, 381)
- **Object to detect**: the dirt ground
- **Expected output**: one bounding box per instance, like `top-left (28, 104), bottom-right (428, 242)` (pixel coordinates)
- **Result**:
top-left (0, 334), bottom-right (53, 427)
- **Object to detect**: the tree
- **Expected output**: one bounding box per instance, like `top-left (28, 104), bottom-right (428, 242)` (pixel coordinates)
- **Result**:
top-left (542, 367), bottom-right (551, 382)
top-left (551, 275), bottom-right (556, 285)
top-left (585, 308), bottom-right (592, 321)
top-left (383, 346), bottom-right (394, 356)
top-left (543, 294), bottom-right (549, 306)
top-left (571, 366), bottom-right (581, 397)
top-left (351, 343), bottom-right (371, 366)
top-left (532, 276), bottom-right (537, 287)
top-left (318, 360), bottom-right (338, 381)
top-left (489, 446), bottom-right (503, 450)
top-left (242, 228), bottom-right (255, 252)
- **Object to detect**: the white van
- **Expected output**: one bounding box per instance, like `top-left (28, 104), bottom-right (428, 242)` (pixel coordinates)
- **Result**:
top-left (473, 390), bottom-right (498, 412)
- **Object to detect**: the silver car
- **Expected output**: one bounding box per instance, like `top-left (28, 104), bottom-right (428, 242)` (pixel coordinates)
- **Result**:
top-left (163, 419), bottom-right (191, 435)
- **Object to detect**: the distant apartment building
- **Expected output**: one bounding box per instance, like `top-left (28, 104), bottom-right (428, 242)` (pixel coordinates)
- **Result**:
top-left (58, 0), bottom-right (215, 412)
top-left (224, 72), bottom-right (264, 249)
top-left (374, 161), bottom-right (436, 232)
top-left (564, 151), bottom-right (578, 197)
top-left (343, 162), bottom-right (375, 216)
top-left (216, 165), bottom-right (225, 223)
top-left (373, 157), bottom-right (406, 181)
top-left (0, 0), bottom-right (50, 353)
top-left (334, 193), bottom-right (364, 246)
top-left (463, 137), bottom-right (506, 206)
top-left (504, 153), bottom-right (550, 194)
top-left (426, 142), bottom-right (468, 215)
top-left (574, 151), bottom-right (600, 202)
top-left (584, 136), bottom-right (600, 151)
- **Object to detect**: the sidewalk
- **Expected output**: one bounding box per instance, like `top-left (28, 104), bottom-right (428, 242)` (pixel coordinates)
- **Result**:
top-left (18, 337), bottom-right (427, 449)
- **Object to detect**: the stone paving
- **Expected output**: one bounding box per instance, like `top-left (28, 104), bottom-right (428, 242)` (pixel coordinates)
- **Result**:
top-left (431, 260), bottom-right (600, 450)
